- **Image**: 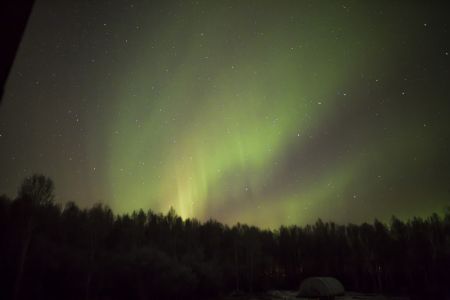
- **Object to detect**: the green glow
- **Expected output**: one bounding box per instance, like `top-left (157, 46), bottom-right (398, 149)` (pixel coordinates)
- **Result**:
top-left (99, 2), bottom-right (448, 226)
top-left (0, 1), bottom-right (447, 228)
top-left (105, 2), bottom-right (386, 224)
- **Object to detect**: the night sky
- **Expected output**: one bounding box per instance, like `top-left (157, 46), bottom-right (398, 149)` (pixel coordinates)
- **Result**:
top-left (1, 0), bottom-right (449, 227)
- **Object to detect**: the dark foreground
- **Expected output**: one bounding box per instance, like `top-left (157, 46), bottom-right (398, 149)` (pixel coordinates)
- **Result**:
top-left (220, 291), bottom-right (410, 300)
top-left (1, 175), bottom-right (449, 299)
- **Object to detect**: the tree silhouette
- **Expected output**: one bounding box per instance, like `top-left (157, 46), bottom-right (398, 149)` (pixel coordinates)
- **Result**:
top-left (13, 174), bottom-right (54, 300)
top-left (1, 174), bottom-right (449, 300)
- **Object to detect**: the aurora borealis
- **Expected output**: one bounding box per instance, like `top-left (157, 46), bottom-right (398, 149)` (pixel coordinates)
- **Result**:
top-left (0, 1), bottom-right (449, 227)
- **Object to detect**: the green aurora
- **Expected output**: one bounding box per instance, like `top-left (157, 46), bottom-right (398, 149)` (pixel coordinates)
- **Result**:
top-left (1, 1), bottom-right (449, 227)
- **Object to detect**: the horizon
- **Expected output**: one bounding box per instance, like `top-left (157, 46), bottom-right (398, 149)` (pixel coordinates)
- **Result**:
top-left (1, 174), bottom-right (449, 230)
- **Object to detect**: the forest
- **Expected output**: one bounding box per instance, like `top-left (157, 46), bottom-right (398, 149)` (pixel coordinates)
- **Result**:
top-left (1, 174), bottom-right (449, 300)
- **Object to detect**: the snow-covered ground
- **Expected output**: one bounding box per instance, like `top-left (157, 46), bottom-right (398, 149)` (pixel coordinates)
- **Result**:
top-left (221, 290), bottom-right (410, 300)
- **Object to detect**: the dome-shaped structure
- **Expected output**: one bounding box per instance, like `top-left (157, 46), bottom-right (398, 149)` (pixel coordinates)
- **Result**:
top-left (298, 277), bottom-right (345, 298)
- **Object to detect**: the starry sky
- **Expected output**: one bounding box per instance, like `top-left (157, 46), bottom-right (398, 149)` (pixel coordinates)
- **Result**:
top-left (1, 0), bottom-right (449, 227)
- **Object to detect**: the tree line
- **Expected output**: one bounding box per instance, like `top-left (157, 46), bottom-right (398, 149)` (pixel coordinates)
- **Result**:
top-left (0, 174), bottom-right (449, 299)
